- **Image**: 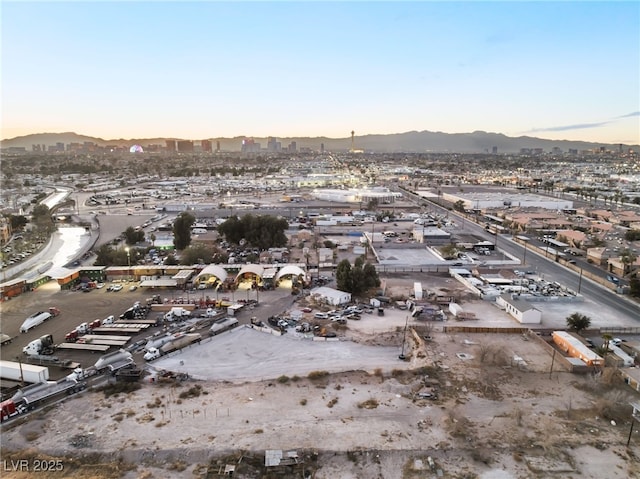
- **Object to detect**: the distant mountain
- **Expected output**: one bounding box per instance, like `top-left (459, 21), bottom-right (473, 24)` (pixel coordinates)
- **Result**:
top-left (2, 130), bottom-right (637, 154)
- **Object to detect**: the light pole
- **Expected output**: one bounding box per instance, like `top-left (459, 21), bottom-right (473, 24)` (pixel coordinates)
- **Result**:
top-left (125, 247), bottom-right (131, 281)
top-left (522, 238), bottom-right (529, 265)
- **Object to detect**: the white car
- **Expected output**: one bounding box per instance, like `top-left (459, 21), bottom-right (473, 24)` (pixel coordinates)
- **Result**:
top-left (111, 284), bottom-right (123, 292)
top-left (95, 282), bottom-right (105, 289)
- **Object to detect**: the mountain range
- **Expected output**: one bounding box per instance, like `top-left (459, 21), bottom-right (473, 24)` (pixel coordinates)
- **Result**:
top-left (1, 130), bottom-right (637, 154)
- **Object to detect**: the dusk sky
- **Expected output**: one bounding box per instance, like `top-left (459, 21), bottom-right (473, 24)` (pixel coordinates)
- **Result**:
top-left (2, 1), bottom-right (639, 144)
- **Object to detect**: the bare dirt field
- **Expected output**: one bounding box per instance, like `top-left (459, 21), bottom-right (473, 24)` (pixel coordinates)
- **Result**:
top-left (1, 275), bottom-right (639, 478)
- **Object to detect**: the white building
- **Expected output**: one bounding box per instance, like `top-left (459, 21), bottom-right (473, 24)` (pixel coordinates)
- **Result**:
top-left (310, 286), bottom-right (352, 306)
top-left (496, 294), bottom-right (542, 324)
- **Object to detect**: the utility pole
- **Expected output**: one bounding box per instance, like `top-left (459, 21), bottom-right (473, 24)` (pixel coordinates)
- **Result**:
top-left (578, 268), bottom-right (583, 294)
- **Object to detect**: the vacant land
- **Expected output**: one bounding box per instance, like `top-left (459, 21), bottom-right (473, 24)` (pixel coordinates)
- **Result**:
top-left (2, 325), bottom-right (638, 479)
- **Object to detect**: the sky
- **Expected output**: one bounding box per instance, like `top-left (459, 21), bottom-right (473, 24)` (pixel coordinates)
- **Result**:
top-left (1, 1), bottom-right (639, 144)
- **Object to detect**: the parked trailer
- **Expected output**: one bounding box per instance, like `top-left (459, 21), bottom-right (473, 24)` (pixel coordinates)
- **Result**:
top-left (11, 374), bottom-right (87, 411)
top-left (91, 326), bottom-right (145, 334)
top-left (0, 360), bottom-right (49, 383)
top-left (78, 334), bottom-right (132, 342)
top-left (209, 317), bottom-right (239, 336)
top-left (19, 308), bottom-right (60, 333)
top-left (115, 319), bottom-right (159, 325)
top-left (93, 349), bottom-right (133, 372)
top-left (144, 332), bottom-right (184, 351)
top-left (101, 323), bottom-right (151, 329)
top-left (56, 343), bottom-right (111, 353)
top-left (144, 333), bottom-right (202, 361)
top-left (77, 338), bottom-right (130, 347)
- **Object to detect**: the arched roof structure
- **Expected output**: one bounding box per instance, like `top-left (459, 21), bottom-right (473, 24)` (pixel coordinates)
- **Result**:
top-left (194, 265), bottom-right (228, 283)
top-left (275, 265), bottom-right (306, 281)
top-left (236, 264), bottom-right (265, 280)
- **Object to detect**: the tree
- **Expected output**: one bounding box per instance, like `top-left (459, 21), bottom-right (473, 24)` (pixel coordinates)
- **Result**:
top-left (123, 226), bottom-right (145, 245)
top-left (336, 259), bottom-right (353, 293)
top-left (149, 232), bottom-right (156, 247)
top-left (335, 257), bottom-right (380, 297)
top-left (8, 214), bottom-right (28, 231)
top-left (172, 212), bottom-right (196, 250)
top-left (565, 313), bottom-right (592, 333)
top-left (217, 214), bottom-right (288, 249)
top-left (453, 200), bottom-right (466, 212)
top-left (619, 248), bottom-right (637, 276)
top-left (163, 253), bottom-right (178, 265)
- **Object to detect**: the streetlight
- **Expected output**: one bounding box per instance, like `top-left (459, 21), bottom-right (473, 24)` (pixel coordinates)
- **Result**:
top-left (522, 238), bottom-right (529, 265)
top-left (125, 247), bottom-right (131, 280)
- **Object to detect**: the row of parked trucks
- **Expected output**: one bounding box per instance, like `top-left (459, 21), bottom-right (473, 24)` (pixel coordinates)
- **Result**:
top-left (1, 350), bottom-right (135, 422)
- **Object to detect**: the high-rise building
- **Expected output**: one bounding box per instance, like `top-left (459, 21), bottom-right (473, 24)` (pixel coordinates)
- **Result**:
top-left (491, 146), bottom-right (498, 154)
top-left (177, 140), bottom-right (194, 152)
top-left (320, 143), bottom-right (324, 154)
top-left (288, 141), bottom-right (297, 152)
top-left (241, 138), bottom-right (260, 153)
top-left (166, 140), bottom-right (176, 152)
top-left (201, 140), bottom-right (212, 152)
top-left (267, 137), bottom-right (280, 152)
top-left (216, 141), bottom-right (221, 152)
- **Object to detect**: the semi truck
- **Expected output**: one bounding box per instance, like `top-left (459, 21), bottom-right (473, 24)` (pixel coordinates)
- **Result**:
top-left (144, 332), bottom-right (182, 351)
top-left (164, 307), bottom-right (191, 322)
top-left (9, 368), bottom-right (87, 413)
top-left (19, 307), bottom-right (60, 333)
top-left (1, 398), bottom-right (24, 422)
top-left (93, 349), bottom-right (134, 373)
top-left (143, 333), bottom-right (202, 361)
top-left (0, 360), bottom-right (49, 383)
top-left (22, 334), bottom-right (55, 356)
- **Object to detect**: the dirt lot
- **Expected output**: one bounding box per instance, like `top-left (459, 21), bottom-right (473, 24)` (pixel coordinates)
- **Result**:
top-left (1, 275), bottom-right (639, 478)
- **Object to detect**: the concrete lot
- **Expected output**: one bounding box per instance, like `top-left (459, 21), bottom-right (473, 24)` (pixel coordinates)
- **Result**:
top-left (150, 326), bottom-right (403, 382)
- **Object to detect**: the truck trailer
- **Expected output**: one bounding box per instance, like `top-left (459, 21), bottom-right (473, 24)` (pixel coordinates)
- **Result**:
top-left (93, 349), bottom-right (133, 372)
top-left (19, 308), bottom-right (60, 333)
top-left (10, 369), bottom-right (87, 412)
top-left (0, 360), bottom-right (49, 383)
top-left (209, 317), bottom-right (239, 336)
top-left (144, 333), bottom-right (202, 361)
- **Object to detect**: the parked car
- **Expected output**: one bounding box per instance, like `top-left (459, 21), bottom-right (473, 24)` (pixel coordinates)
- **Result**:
top-left (111, 284), bottom-right (123, 292)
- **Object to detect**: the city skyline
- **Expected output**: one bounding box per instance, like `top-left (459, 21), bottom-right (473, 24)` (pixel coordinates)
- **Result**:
top-left (2, 1), bottom-right (639, 144)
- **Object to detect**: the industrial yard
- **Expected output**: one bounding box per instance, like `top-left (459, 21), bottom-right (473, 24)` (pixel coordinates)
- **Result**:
top-left (1, 273), bottom-right (639, 478)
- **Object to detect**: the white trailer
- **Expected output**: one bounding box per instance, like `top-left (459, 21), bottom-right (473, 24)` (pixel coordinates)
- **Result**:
top-left (0, 360), bottom-right (49, 383)
top-left (20, 311), bottom-right (52, 333)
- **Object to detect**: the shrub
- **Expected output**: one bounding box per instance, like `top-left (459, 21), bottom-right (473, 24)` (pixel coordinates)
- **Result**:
top-left (308, 370), bottom-right (329, 380)
top-left (277, 375), bottom-right (290, 384)
top-left (254, 428), bottom-right (264, 434)
top-left (327, 398), bottom-right (338, 408)
top-left (358, 398), bottom-right (379, 409)
top-left (300, 398), bottom-right (307, 406)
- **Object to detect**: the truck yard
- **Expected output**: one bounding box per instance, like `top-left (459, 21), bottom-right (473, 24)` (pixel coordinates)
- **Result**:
top-left (1, 269), bottom-right (639, 478)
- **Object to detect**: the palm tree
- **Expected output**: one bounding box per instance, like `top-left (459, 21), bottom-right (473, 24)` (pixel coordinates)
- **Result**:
top-left (601, 333), bottom-right (613, 351)
top-left (565, 312), bottom-right (591, 333)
